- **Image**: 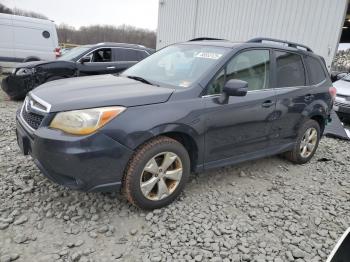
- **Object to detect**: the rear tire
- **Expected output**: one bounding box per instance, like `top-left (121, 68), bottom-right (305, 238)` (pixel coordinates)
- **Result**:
top-left (284, 119), bottom-right (321, 164)
top-left (123, 136), bottom-right (190, 210)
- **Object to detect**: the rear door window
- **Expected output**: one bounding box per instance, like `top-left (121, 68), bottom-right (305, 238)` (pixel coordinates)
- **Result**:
top-left (275, 51), bottom-right (306, 87)
top-left (115, 48), bottom-right (143, 62)
top-left (305, 56), bottom-right (327, 85)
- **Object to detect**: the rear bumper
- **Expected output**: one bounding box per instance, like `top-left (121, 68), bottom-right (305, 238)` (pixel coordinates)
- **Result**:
top-left (16, 114), bottom-right (134, 192)
top-left (1, 74), bottom-right (35, 100)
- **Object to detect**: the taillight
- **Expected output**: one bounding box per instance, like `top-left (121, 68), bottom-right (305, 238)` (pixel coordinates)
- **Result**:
top-left (329, 86), bottom-right (337, 100)
top-left (54, 47), bottom-right (61, 58)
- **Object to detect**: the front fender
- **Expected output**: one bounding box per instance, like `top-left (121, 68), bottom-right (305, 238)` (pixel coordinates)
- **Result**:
top-left (35, 61), bottom-right (77, 80)
top-left (101, 98), bottom-right (206, 169)
top-left (1, 73), bottom-right (35, 100)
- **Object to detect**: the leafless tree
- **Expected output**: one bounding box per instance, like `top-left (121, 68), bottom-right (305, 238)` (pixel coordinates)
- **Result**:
top-left (0, 4), bottom-right (157, 49)
top-left (0, 4), bottom-right (48, 19)
top-left (57, 24), bottom-right (156, 49)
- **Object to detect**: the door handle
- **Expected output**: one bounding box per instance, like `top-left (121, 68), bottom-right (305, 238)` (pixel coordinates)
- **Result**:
top-left (304, 94), bottom-right (314, 101)
top-left (106, 66), bottom-right (116, 69)
top-left (262, 100), bottom-right (275, 108)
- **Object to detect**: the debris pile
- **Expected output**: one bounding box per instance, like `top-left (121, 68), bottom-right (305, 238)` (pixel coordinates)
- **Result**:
top-left (332, 49), bottom-right (350, 72)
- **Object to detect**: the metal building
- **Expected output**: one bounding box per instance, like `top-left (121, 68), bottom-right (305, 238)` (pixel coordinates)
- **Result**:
top-left (156, 0), bottom-right (349, 69)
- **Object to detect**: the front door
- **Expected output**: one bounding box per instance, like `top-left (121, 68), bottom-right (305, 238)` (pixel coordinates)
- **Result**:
top-left (203, 49), bottom-right (277, 167)
top-left (77, 48), bottom-right (134, 75)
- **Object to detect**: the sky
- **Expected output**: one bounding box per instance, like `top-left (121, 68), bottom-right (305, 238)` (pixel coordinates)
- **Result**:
top-left (2, 0), bottom-right (159, 30)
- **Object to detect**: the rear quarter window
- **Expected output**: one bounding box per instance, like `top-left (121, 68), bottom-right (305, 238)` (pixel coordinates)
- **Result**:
top-left (305, 56), bottom-right (327, 85)
top-left (275, 51), bottom-right (306, 88)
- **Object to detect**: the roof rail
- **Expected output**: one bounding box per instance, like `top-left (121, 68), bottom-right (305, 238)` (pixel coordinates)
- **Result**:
top-left (96, 42), bottom-right (146, 48)
top-left (247, 37), bottom-right (313, 52)
top-left (189, 37), bottom-right (226, 41)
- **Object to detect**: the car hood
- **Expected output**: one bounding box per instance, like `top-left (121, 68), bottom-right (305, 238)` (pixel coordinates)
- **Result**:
top-left (16, 60), bottom-right (54, 68)
top-left (333, 79), bottom-right (350, 96)
top-left (31, 74), bottom-right (174, 112)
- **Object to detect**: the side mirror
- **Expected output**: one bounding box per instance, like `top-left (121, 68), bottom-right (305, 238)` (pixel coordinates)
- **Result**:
top-left (223, 79), bottom-right (248, 97)
top-left (80, 56), bottom-right (91, 64)
top-left (217, 79), bottom-right (248, 104)
top-left (327, 227), bottom-right (350, 262)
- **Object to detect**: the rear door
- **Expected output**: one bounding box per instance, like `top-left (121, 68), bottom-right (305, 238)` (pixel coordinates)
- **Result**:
top-left (304, 55), bottom-right (332, 111)
top-left (270, 50), bottom-right (313, 146)
top-left (203, 49), bottom-right (277, 167)
top-left (113, 48), bottom-right (149, 72)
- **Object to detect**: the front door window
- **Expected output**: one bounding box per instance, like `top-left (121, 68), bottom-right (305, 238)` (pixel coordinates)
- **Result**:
top-left (207, 49), bottom-right (270, 95)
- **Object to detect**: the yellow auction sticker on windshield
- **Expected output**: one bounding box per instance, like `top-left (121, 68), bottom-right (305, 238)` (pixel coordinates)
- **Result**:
top-left (195, 52), bottom-right (223, 59)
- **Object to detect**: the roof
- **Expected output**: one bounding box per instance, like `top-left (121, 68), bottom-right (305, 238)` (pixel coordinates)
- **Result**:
top-left (91, 42), bottom-right (151, 50)
top-left (182, 39), bottom-right (241, 48)
top-left (0, 13), bottom-right (54, 25)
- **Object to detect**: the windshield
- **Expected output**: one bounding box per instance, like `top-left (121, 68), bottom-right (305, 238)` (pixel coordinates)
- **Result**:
top-left (57, 46), bottom-right (90, 61)
top-left (122, 44), bottom-right (230, 88)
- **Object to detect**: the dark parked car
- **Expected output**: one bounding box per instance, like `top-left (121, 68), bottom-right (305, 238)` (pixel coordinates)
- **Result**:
top-left (333, 73), bottom-right (350, 122)
top-left (2, 43), bottom-right (154, 100)
top-left (330, 71), bottom-right (348, 82)
top-left (16, 37), bottom-right (335, 209)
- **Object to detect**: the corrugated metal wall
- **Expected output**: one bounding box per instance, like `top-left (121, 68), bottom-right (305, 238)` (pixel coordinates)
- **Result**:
top-left (157, 0), bottom-right (198, 49)
top-left (156, 0), bottom-right (348, 68)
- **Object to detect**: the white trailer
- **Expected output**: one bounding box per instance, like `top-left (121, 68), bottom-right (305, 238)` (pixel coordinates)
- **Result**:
top-left (156, 0), bottom-right (348, 69)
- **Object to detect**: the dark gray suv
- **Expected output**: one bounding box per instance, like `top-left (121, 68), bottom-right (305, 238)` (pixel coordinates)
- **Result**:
top-left (16, 38), bottom-right (335, 209)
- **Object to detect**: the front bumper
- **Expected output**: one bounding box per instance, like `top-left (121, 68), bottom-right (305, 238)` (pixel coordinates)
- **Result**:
top-left (1, 74), bottom-right (35, 100)
top-left (16, 114), bottom-right (134, 192)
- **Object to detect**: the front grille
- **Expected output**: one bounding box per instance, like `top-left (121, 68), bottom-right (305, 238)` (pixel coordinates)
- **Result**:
top-left (334, 101), bottom-right (350, 108)
top-left (21, 109), bottom-right (44, 129)
top-left (20, 95), bottom-right (50, 131)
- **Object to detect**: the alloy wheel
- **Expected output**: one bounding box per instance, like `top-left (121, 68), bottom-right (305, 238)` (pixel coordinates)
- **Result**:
top-left (300, 127), bottom-right (318, 158)
top-left (140, 152), bottom-right (183, 201)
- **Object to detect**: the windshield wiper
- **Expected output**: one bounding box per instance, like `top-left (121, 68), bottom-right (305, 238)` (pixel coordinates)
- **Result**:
top-left (126, 75), bottom-right (158, 86)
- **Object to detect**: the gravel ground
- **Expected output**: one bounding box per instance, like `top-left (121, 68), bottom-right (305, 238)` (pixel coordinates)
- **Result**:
top-left (0, 86), bottom-right (349, 262)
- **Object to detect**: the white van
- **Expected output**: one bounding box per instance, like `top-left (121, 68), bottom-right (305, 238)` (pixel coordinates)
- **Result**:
top-left (0, 13), bottom-right (59, 72)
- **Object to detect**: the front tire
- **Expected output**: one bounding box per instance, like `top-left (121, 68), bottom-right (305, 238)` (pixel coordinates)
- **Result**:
top-left (285, 119), bottom-right (321, 164)
top-left (123, 136), bottom-right (190, 210)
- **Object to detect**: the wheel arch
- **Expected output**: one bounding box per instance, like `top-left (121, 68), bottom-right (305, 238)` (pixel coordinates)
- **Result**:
top-left (303, 101), bottom-right (329, 135)
top-left (160, 131), bottom-right (199, 172)
top-left (131, 124), bottom-right (203, 173)
top-left (308, 113), bottom-right (327, 135)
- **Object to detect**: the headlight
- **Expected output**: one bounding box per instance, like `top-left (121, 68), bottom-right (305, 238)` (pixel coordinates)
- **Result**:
top-left (16, 68), bottom-right (34, 76)
top-left (49, 106), bottom-right (126, 135)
